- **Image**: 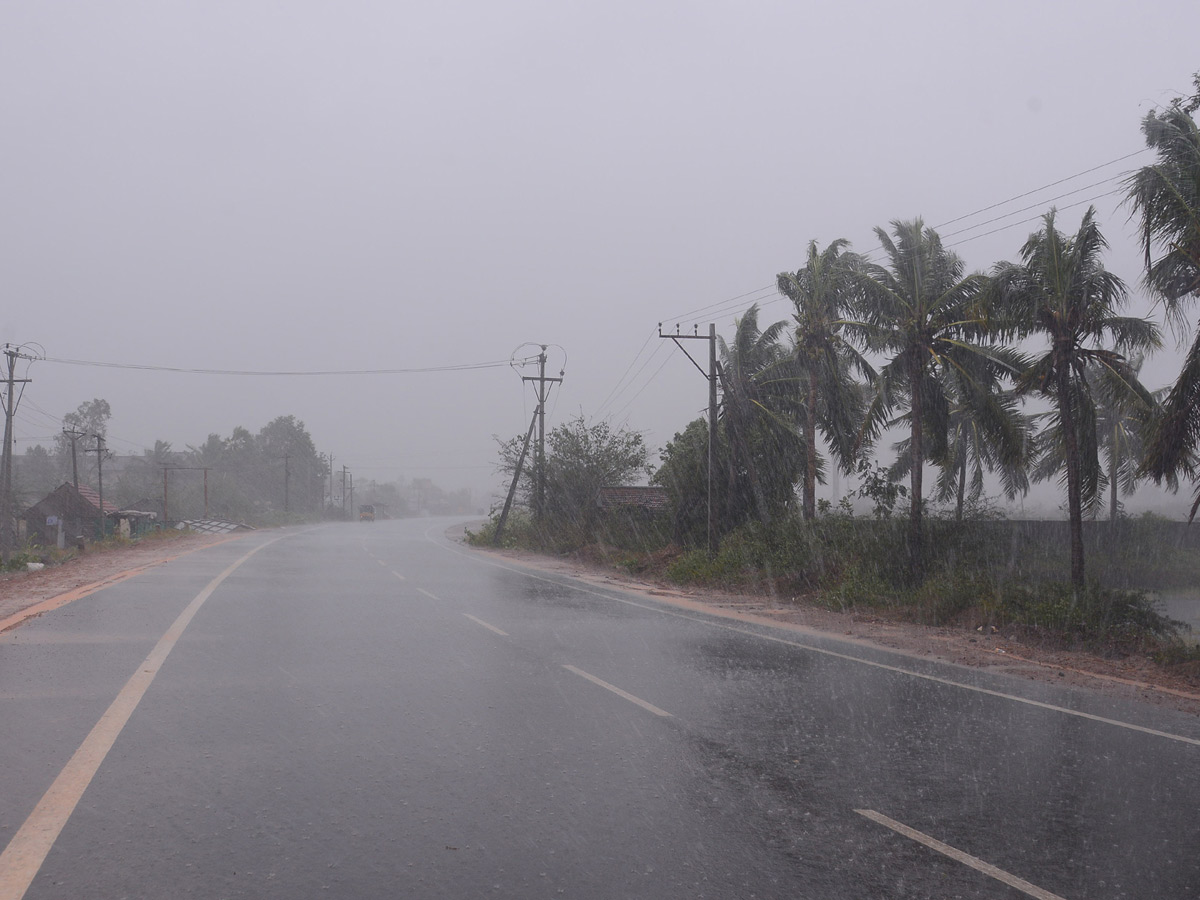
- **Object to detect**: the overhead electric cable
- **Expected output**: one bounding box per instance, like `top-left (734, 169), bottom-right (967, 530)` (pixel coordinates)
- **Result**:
top-left (945, 188), bottom-right (1127, 248)
top-left (592, 332), bottom-right (656, 420)
top-left (595, 341), bottom-right (669, 420)
top-left (610, 348), bottom-right (677, 422)
top-left (657, 147), bottom-right (1151, 326)
top-left (40, 357), bottom-right (513, 376)
top-left (932, 148), bottom-right (1148, 230)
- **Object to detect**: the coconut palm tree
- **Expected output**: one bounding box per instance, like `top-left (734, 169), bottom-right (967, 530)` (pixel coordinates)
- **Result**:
top-left (1031, 356), bottom-right (1168, 522)
top-left (1125, 95), bottom-right (1200, 485)
top-left (851, 219), bottom-right (993, 578)
top-left (777, 239), bottom-right (874, 520)
top-left (989, 207), bottom-right (1160, 587)
top-left (892, 359), bottom-right (1033, 521)
top-left (716, 304), bottom-right (802, 525)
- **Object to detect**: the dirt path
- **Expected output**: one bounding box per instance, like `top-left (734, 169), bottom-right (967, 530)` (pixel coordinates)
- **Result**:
top-left (0, 534), bottom-right (247, 631)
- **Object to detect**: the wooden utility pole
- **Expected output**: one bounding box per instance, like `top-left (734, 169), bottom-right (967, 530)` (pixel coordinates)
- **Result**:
top-left (62, 429), bottom-right (85, 490)
top-left (520, 346), bottom-right (562, 524)
top-left (85, 434), bottom-right (108, 540)
top-left (659, 323), bottom-right (719, 558)
top-left (282, 453), bottom-right (291, 513)
top-left (493, 407), bottom-right (539, 545)
top-left (61, 428), bottom-right (86, 539)
top-left (341, 466), bottom-right (348, 518)
top-left (327, 453), bottom-right (334, 509)
top-left (1, 345), bottom-right (34, 563)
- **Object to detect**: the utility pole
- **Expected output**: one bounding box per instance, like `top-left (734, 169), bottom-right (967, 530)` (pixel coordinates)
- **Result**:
top-left (659, 323), bottom-right (718, 558)
top-left (62, 429), bottom-right (85, 490)
top-left (341, 466), bottom-right (348, 518)
top-left (327, 453), bottom-right (334, 510)
top-left (349, 472), bottom-right (354, 519)
top-left (62, 428), bottom-right (86, 540)
top-left (520, 346), bottom-right (562, 524)
top-left (282, 453), bottom-right (291, 513)
top-left (1, 344), bottom-right (34, 563)
top-left (163, 465), bottom-right (212, 523)
top-left (493, 408), bottom-right (539, 545)
top-left (85, 434), bottom-right (108, 540)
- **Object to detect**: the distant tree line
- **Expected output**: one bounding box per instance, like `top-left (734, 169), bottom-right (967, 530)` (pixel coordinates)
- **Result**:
top-left (14, 404), bottom-right (472, 527)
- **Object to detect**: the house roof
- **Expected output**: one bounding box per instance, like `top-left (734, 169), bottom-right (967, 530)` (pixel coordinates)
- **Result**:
top-left (75, 484), bottom-right (121, 516)
top-left (25, 483), bottom-right (120, 519)
top-left (596, 486), bottom-right (669, 510)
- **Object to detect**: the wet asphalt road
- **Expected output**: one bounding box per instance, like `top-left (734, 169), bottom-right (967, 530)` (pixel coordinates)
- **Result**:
top-left (1, 518), bottom-right (1198, 899)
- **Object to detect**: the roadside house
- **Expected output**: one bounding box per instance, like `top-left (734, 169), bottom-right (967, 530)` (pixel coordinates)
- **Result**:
top-left (23, 483), bottom-right (122, 545)
top-left (594, 486), bottom-right (670, 549)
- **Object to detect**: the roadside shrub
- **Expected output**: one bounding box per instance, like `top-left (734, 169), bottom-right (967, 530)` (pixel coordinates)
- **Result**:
top-left (466, 510), bottom-right (540, 550)
top-left (1, 551), bottom-right (40, 572)
top-left (987, 581), bottom-right (1182, 651)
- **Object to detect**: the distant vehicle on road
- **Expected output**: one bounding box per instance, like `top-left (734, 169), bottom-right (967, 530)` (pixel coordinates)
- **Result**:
top-left (358, 504), bottom-right (375, 522)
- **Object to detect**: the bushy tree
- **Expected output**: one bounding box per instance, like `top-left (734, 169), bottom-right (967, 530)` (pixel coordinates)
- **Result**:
top-left (495, 415), bottom-right (651, 541)
top-left (652, 417), bottom-right (733, 545)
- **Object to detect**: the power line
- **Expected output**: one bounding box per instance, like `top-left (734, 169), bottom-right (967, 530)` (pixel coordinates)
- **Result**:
top-left (657, 147), bottom-right (1151, 326)
top-left (946, 187), bottom-right (1127, 249)
top-left (40, 357), bottom-right (513, 376)
top-left (595, 341), bottom-right (670, 420)
top-left (932, 147), bottom-right (1148, 230)
top-left (592, 331), bottom-right (657, 420)
top-left (610, 345), bottom-right (677, 423)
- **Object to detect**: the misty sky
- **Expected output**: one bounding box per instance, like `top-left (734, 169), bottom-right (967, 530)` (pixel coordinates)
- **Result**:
top-left (3, 1), bottom-right (1198, 514)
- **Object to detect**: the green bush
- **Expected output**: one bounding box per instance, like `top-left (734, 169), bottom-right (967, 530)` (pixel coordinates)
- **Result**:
top-left (986, 581), bottom-right (1181, 651)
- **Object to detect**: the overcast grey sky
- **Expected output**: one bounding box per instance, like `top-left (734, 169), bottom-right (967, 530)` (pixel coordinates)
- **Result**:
top-left (3, 1), bottom-right (1198, 513)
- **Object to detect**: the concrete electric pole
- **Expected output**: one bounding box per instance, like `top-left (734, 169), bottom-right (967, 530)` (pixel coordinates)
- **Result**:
top-left (659, 323), bottom-right (719, 558)
top-left (1, 344), bottom-right (35, 563)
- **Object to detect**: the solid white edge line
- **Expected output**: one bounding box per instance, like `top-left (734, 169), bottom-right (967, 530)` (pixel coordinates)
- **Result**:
top-left (0, 535), bottom-right (287, 900)
top-left (429, 535), bottom-right (1200, 749)
top-left (461, 613), bottom-right (508, 636)
top-left (855, 809), bottom-right (1068, 900)
top-left (563, 665), bottom-right (672, 717)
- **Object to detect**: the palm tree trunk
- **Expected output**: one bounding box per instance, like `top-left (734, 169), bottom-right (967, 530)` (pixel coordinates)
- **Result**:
top-left (1108, 438), bottom-right (1119, 522)
top-left (1058, 366), bottom-right (1086, 589)
top-left (803, 371), bottom-right (818, 520)
top-left (956, 445), bottom-right (967, 522)
top-left (909, 366), bottom-right (924, 580)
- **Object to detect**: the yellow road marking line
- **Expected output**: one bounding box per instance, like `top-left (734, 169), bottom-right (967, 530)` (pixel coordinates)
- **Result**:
top-left (855, 809), bottom-right (1068, 900)
top-left (462, 613), bottom-right (507, 636)
top-left (562, 665), bottom-right (672, 717)
top-left (0, 536), bottom-right (284, 900)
